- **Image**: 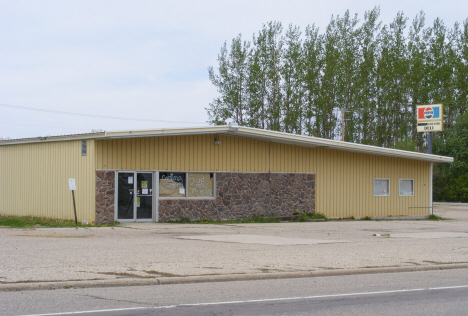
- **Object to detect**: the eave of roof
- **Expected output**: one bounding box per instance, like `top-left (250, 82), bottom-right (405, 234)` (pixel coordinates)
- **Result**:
top-left (0, 125), bottom-right (453, 163)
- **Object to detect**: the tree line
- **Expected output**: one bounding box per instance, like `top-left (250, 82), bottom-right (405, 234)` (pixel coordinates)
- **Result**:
top-left (206, 8), bottom-right (468, 152)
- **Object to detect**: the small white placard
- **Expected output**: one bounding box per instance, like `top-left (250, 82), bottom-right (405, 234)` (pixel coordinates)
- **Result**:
top-left (68, 178), bottom-right (76, 191)
top-left (142, 189), bottom-right (148, 195)
top-left (128, 176), bottom-right (134, 184)
top-left (179, 188), bottom-right (185, 195)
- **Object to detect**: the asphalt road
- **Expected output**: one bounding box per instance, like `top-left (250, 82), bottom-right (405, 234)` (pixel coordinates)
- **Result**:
top-left (3, 268), bottom-right (468, 316)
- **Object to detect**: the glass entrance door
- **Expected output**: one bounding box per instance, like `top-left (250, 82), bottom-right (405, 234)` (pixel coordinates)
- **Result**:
top-left (136, 173), bottom-right (152, 219)
top-left (117, 172), bottom-right (153, 221)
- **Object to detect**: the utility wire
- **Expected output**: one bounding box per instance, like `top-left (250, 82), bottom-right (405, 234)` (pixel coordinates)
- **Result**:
top-left (0, 103), bottom-right (207, 125)
top-left (0, 120), bottom-right (90, 131)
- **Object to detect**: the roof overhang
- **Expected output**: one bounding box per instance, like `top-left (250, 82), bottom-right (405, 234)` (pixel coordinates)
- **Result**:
top-left (0, 125), bottom-right (453, 163)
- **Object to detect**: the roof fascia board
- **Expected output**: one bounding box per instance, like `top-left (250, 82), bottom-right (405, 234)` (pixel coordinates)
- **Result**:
top-left (0, 125), bottom-right (453, 163)
top-left (105, 126), bottom-right (230, 138)
top-left (0, 133), bottom-right (106, 146)
top-left (230, 127), bottom-right (453, 163)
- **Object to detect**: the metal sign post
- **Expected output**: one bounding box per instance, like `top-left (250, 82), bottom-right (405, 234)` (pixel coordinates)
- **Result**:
top-left (428, 131), bottom-right (432, 154)
top-left (416, 104), bottom-right (443, 215)
top-left (68, 179), bottom-right (78, 226)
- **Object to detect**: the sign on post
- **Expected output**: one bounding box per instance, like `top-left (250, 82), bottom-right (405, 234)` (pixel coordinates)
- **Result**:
top-left (68, 178), bottom-right (76, 191)
top-left (417, 104), bottom-right (443, 132)
top-left (68, 178), bottom-right (78, 225)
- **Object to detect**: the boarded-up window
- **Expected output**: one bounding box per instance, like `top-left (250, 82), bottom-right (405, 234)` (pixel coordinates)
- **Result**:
top-left (399, 179), bottom-right (414, 196)
top-left (159, 172), bottom-right (186, 197)
top-left (374, 179), bottom-right (389, 196)
top-left (188, 173), bottom-right (213, 197)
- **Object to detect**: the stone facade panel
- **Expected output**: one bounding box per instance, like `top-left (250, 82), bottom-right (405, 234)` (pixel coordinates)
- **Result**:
top-left (96, 171), bottom-right (315, 223)
top-left (95, 171), bottom-right (115, 224)
top-left (158, 172), bottom-right (315, 222)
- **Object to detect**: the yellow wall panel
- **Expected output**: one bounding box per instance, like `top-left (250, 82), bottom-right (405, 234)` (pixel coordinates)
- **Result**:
top-left (0, 140), bottom-right (96, 222)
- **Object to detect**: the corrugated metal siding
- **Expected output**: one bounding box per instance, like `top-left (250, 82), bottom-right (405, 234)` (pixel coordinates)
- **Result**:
top-left (96, 135), bottom-right (430, 217)
top-left (0, 140), bottom-right (96, 222)
top-left (314, 148), bottom-right (430, 218)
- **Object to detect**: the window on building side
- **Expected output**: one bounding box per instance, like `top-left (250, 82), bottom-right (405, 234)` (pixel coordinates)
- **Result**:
top-left (374, 179), bottom-right (389, 196)
top-left (399, 179), bottom-right (414, 196)
top-left (81, 140), bottom-right (87, 156)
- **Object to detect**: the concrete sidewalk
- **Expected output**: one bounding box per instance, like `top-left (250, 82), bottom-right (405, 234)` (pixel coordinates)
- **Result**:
top-left (1, 203), bottom-right (468, 291)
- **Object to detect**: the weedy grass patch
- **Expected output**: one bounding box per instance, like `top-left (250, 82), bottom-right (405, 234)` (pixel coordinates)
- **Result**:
top-left (294, 212), bottom-right (328, 222)
top-left (428, 214), bottom-right (446, 221)
top-left (0, 215), bottom-right (118, 228)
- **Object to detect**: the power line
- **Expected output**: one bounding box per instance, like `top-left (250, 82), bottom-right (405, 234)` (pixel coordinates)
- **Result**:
top-left (0, 103), bottom-right (207, 125)
top-left (0, 120), bottom-right (90, 131)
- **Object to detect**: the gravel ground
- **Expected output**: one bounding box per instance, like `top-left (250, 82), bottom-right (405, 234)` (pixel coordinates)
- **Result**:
top-left (1, 203), bottom-right (467, 284)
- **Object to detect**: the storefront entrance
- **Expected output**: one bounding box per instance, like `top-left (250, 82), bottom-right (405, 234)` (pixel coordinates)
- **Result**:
top-left (117, 172), bottom-right (153, 221)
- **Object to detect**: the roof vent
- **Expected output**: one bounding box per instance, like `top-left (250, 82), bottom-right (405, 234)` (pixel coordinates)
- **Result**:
top-left (229, 122), bottom-right (239, 132)
top-left (91, 129), bottom-right (104, 133)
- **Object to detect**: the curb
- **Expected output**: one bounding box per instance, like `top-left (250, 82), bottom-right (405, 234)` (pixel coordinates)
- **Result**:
top-left (2, 264), bottom-right (468, 292)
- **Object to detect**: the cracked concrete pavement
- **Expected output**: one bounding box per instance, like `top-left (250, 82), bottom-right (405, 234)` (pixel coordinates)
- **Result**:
top-left (1, 203), bottom-right (467, 290)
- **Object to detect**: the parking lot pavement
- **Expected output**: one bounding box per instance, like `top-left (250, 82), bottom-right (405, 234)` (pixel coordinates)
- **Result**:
top-left (0, 203), bottom-right (467, 288)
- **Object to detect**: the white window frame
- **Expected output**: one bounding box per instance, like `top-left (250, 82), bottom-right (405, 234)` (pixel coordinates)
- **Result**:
top-left (373, 178), bottom-right (390, 196)
top-left (399, 179), bottom-right (414, 196)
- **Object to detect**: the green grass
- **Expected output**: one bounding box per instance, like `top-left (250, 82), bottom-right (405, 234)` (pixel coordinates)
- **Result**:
top-left (296, 212), bottom-right (328, 222)
top-left (428, 214), bottom-right (445, 221)
top-left (0, 215), bottom-right (118, 228)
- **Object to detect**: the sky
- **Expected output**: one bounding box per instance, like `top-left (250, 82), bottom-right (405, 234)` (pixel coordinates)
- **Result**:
top-left (1, 0), bottom-right (467, 140)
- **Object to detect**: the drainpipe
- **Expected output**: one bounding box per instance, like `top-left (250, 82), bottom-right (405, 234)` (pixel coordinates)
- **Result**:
top-left (430, 163), bottom-right (433, 215)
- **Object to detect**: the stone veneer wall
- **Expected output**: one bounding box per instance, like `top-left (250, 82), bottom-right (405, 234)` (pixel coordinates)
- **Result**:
top-left (158, 173), bottom-right (315, 222)
top-left (95, 171), bottom-right (115, 224)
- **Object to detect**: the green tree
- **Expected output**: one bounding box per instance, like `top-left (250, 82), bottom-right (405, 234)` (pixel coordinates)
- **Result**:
top-left (335, 10), bottom-right (360, 142)
top-left (302, 24), bottom-right (323, 136)
top-left (426, 19), bottom-right (460, 127)
top-left (316, 16), bottom-right (340, 139)
top-left (376, 12), bottom-right (410, 147)
top-left (355, 7), bottom-right (381, 145)
top-left (251, 22), bottom-right (284, 131)
top-left (206, 9), bottom-right (467, 151)
top-left (407, 11), bottom-right (429, 150)
top-left (281, 24), bottom-right (304, 134)
top-left (207, 35), bottom-right (250, 125)
top-left (433, 111), bottom-right (468, 201)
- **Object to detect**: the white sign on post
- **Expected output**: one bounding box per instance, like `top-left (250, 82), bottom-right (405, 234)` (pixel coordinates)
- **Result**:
top-left (68, 178), bottom-right (76, 191)
top-left (416, 104), bottom-right (443, 132)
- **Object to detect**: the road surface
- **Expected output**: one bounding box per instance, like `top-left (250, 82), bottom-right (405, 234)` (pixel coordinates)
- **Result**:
top-left (2, 268), bottom-right (468, 316)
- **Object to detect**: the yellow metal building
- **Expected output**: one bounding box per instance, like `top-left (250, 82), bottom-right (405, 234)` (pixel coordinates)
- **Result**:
top-left (0, 125), bottom-right (453, 224)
